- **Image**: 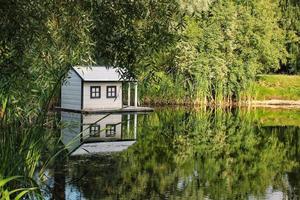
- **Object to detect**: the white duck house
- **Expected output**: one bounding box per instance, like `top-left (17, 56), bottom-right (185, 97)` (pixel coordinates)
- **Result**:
top-left (61, 66), bottom-right (139, 112)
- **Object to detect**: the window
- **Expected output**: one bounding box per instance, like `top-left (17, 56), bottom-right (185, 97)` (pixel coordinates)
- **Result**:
top-left (106, 124), bottom-right (116, 137)
top-left (106, 86), bottom-right (117, 98)
top-left (90, 86), bottom-right (101, 98)
top-left (90, 124), bottom-right (100, 137)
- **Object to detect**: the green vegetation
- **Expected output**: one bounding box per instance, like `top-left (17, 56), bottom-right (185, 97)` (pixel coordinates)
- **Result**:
top-left (254, 75), bottom-right (300, 100)
top-left (1, 0), bottom-right (300, 198)
top-left (0, 126), bottom-right (48, 199)
top-left (279, 0), bottom-right (300, 74)
top-left (0, 176), bottom-right (38, 200)
top-left (64, 108), bottom-right (299, 199)
top-left (140, 0), bottom-right (288, 104)
top-left (1, 0), bottom-right (300, 123)
top-left (0, 116), bottom-right (79, 199)
top-left (138, 0), bottom-right (300, 104)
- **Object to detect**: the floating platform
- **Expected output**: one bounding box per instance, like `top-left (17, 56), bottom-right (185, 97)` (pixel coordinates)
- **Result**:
top-left (55, 106), bottom-right (154, 114)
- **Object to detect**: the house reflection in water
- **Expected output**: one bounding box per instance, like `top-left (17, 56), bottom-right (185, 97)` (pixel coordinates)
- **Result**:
top-left (60, 112), bottom-right (139, 156)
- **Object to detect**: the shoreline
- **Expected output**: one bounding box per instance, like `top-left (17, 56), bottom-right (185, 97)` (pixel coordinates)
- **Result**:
top-left (245, 100), bottom-right (300, 108)
top-left (142, 99), bottom-right (300, 108)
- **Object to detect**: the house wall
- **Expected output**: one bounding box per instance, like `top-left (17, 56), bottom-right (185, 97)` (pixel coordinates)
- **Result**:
top-left (83, 82), bottom-right (122, 109)
top-left (61, 70), bottom-right (82, 110)
top-left (81, 114), bottom-right (122, 141)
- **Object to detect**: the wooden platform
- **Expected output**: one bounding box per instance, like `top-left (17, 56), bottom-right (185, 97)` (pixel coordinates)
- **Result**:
top-left (55, 106), bottom-right (154, 114)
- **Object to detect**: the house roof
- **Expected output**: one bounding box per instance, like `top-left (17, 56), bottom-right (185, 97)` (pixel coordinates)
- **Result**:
top-left (72, 66), bottom-right (129, 82)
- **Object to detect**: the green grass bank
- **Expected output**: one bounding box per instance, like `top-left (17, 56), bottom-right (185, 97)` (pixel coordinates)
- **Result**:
top-left (253, 75), bottom-right (300, 101)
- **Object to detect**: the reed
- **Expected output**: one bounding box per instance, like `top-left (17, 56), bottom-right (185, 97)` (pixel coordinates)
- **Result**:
top-left (0, 117), bottom-right (63, 199)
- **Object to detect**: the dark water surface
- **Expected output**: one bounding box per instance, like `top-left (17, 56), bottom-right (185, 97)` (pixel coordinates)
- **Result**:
top-left (43, 107), bottom-right (300, 200)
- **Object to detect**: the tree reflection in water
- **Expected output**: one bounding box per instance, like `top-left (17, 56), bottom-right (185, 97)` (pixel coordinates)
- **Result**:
top-left (51, 108), bottom-right (300, 200)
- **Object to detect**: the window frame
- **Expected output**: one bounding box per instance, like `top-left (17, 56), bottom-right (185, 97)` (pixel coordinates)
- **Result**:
top-left (106, 124), bottom-right (116, 137)
top-left (90, 86), bottom-right (101, 99)
top-left (90, 124), bottom-right (100, 136)
top-left (106, 86), bottom-right (117, 98)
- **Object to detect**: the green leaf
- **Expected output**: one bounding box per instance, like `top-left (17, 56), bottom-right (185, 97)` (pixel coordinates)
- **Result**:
top-left (0, 176), bottom-right (22, 187)
top-left (14, 188), bottom-right (37, 200)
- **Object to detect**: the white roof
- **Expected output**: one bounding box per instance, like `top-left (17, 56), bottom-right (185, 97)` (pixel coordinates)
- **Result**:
top-left (72, 66), bottom-right (126, 81)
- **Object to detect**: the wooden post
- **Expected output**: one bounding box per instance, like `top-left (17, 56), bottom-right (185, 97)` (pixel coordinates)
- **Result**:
top-left (134, 82), bottom-right (138, 107)
top-left (128, 82), bottom-right (131, 107)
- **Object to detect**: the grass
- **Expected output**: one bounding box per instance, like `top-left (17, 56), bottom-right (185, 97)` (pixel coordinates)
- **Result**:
top-left (254, 75), bottom-right (300, 100)
top-left (0, 122), bottom-right (64, 199)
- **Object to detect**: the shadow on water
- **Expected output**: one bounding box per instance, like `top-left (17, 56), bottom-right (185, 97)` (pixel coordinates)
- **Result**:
top-left (42, 107), bottom-right (300, 200)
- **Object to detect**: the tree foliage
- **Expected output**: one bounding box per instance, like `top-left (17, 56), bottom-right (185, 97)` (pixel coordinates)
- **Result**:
top-left (140, 0), bottom-right (288, 104)
top-left (0, 0), bottom-right (298, 123)
top-left (0, 0), bottom-right (94, 124)
top-left (0, 0), bottom-right (182, 124)
top-left (279, 0), bottom-right (300, 74)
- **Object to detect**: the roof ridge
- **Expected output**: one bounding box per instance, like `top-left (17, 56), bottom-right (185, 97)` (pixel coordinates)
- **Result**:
top-left (71, 66), bottom-right (124, 81)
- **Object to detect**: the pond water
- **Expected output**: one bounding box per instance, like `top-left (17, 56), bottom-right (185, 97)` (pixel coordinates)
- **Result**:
top-left (42, 107), bottom-right (299, 200)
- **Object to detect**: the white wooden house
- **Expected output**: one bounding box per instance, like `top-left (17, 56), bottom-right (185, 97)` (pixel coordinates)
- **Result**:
top-left (61, 66), bottom-right (139, 111)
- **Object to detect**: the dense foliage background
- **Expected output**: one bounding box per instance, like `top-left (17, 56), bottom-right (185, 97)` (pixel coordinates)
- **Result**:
top-left (0, 0), bottom-right (299, 124)
top-left (0, 1), bottom-right (299, 198)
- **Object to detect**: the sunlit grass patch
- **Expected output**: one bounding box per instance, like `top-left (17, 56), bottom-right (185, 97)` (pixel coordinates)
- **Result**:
top-left (254, 75), bottom-right (300, 100)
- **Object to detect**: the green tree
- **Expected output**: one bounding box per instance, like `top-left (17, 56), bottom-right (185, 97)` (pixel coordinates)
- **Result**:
top-left (140, 0), bottom-right (287, 104)
top-left (279, 0), bottom-right (300, 74)
top-left (0, 0), bottom-right (94, 125)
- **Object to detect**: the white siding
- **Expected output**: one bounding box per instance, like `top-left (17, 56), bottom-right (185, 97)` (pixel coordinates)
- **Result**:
top-left (81, 114), bottom-right (122, 141)
top-left (83, 82), bottom-right (122, 109)
top-left (61, 70), bottom-right (82, 110)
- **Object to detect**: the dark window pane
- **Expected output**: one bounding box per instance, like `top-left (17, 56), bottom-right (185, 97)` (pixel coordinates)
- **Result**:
top-left (90, 86), bottom-right (101, 98)
top-left (107, 86), bottom-right (117, 98)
